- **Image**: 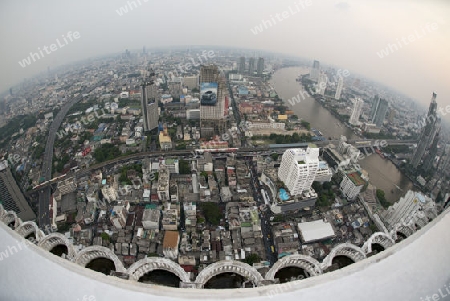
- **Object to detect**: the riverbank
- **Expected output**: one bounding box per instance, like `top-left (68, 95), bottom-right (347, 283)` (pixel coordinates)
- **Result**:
top-left (270, 67), bottom-right (413, 203)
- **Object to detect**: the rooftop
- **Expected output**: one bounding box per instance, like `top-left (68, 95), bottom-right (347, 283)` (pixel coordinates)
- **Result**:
top-left (163, 231), bottom-right (179, 249)
top-left (347, 172), bottom-right (366, 186)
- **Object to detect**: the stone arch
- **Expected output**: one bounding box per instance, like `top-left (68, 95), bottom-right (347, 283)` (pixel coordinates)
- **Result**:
top-left (362, 232), bottom-right (395, 254)
top-left (38, 232), bottom-right (77, 259)
top-left (74, 246), bottom-right (126, 273)
top-left (1, 210), bottom-right (21, 229)
top-left (390, 224), bottom-right (414, 241)
top-left (195, 260), bottom-right (264, 288)
top-left (322, 243), bottom-right (366, 269)
top-left (127, 257), bottom-right (191, 283)
top-left (15, 221), bottom-right (44, 241)
top-left (265, 254), bottom-right (323, 281)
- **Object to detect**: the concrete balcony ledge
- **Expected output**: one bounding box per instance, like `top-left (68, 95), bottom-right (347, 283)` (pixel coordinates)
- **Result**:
top-left (0, 207), bottom-right (449, 301)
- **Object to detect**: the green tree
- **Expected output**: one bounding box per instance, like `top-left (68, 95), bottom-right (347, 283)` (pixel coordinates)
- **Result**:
top-left (301, 120), bottom-right (311, 130)
top-left (200, 202), bottom-right (222, 226)
top-left (244, 253), bottom-right (261, 266)
top-left (101, 232), bottom-right (110, 242)
top-left (179, 159), bottom-right (191, 174)
top-left (376, 189), bottom-right (390, 209)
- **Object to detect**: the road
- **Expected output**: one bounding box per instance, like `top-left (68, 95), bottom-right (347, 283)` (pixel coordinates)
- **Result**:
top-left (37, 81), bottom-right (107, 229)
top-left (246, 158), bottom-right (277, 265)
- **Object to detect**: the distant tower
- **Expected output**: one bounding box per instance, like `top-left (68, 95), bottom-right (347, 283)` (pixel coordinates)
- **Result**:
top-left (9, 88), bottom-right (12, 96)
top-left (411, 93), bottom-right (438, 169)
top-left (349, 98), bottom-right (364, 125)
top-left (335, 76), bottom-right (343, 100)
top-left (310, 60), bottom-right (320, 82)
top-left (257, 57), bottom-right (264, 77)
top-left (248, 58), bottom-right (256, 75)
top-left (239, 57), bottom-right (246, 74)
top-left (370, 96), bottom-right (389, 127)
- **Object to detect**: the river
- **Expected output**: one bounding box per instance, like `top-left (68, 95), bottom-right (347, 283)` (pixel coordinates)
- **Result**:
top-left (270, 67), bottom-right (413, 203)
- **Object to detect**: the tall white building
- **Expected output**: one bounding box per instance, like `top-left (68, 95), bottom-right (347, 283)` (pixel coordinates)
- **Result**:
top-left (335, 76), bottom-right (344, 100)
top-left (317, 73), bottom-right (328, 96)
top-left (383, 190), bottom-right (437, 231)
top-left (349, 98), bottom-right (364, 125)
top-left (278, 147), bottom-right (320, 196)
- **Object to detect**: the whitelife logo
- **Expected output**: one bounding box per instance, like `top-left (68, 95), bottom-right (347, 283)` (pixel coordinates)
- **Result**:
top-left (116, 0), bottom-right (150, 16)
top-left (250, 0), bottom-right (312, 35)
top-left (18, 31), bottom-right (81, 68)
top-left (376, 20), bottom-right (445, 58)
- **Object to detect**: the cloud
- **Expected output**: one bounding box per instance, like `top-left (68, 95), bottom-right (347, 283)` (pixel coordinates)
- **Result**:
top-left (335, 2), bottom-right (350, 10)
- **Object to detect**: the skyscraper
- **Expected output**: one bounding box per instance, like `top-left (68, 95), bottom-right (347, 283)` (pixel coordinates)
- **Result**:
top-left (310, 60), bottom-right (320, 82)
top-left (141, 81), bottom-right (159, 132)
top-left (411, 93), bottom-right (438, 169)
top-left (200, 65), bottom-right (228, 137)
top-left (278, 147), bottom-right (320, 196)
top-left (317, 73), bottom-right (328, 96)
top-left (248, 57), bottom-right (255, 75)
top-left (335, 76), bottom-right (344, 100)
top-left (146, 103), bottom-right (159, 132)
top-left (370, 96), bottom-right (389, 127)
top-left (423, 120), bottom-right (440, 171)
top-left (349, 98), bottom-right (364, 125)
top-left (239, 57), bottom-right (246, 74)
top-left (257, 57), bottom-right (264, 77)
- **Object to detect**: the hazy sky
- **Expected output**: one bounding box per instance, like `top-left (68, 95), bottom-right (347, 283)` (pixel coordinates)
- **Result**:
top-left (1, 0), bottom-right (449, 113)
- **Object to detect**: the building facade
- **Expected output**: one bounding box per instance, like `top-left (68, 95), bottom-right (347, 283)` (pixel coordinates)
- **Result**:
top-left (278, 147), bottom-right (320, 196)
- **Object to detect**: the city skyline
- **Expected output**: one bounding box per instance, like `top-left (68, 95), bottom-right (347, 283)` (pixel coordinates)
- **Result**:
top-left (0, 0), bottom-right (449, 117)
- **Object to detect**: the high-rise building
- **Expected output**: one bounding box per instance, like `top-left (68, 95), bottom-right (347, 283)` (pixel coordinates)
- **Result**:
top-left (200, 65), bottom-right (228, 137)
top-left (387, 108), bottom-right (396, 123)
top-left (349, 98), bottom-right (364, 125)
top-left (0, 161), bottom-right (36, 221)
top-left (239, 57), bottom-right (246, 74)
top-left (335, 76), bottom-right (344, 100)
top-left (146, 103), bottom-right (159, 132)
top-left (438, 144), bottom-right (450, 175)
top-left (317, 73), bottom-right (328, 96)
top-left (248, 57), bottom-right (256, 75)
top-left (183, 75), bottom-right (199, 90)
top-left (141, 82), bottom-right (159, 132)
top-left (382, 190), bottom-right (437, 231)
top-left (278, 147), bottom-right (320, 196)
top-left (310, 60), bottom-right (320, 82)
top-left (257, 57), bottom-right (264, 77)
top-left (370, 96), bottom-right (389, 127)
top-left (411, 93), bottom-right (438, 169)
top-left (423, 121), bottom-right (440, 171)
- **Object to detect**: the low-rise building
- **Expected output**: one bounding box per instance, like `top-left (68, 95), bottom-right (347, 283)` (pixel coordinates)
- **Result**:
top-left (163, 231), bottom-right (180, 260)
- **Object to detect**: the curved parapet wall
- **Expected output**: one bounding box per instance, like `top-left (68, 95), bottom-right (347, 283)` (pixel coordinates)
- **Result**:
top-left (195, 260), bottom-right (265, 288)
top-left (74, 246), bottom-right (126, 273)
top-left (15, 221), bottom-right (44, 242)
top-left (265, 254), bottom-right (323, 281)
top-left (362, 232), bottom-right (395, 254)
top-left (1, 208), bottom-right (450, 300)
top-left (1, 209), bottom-right (21, 229)
top-left (127, 257), bottom-right (191, 283)
top-left (38, 232), bottom-right (77, 259)
top-left (322, 243), bottom-right (366, 269)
